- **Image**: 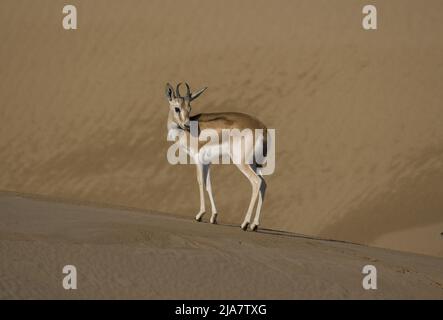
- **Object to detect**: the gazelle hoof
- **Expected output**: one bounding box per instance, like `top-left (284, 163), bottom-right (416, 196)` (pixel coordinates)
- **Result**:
top-left (210, 215), bottom-right (217, 224)
top-left (195, 211), bottom-right (205, 222)
top-left (241, 222), bottom-right (249, 231)
top-left (250, 223), bottom-right (258, 232)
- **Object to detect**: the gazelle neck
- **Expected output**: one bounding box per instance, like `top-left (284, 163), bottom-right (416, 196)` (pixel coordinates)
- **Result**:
top-left (167, 110), bottom-right (194, 133)
top-left (167, 110), bottom-right (178, 131)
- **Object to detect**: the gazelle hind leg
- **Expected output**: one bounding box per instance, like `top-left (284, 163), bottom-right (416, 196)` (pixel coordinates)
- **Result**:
top-left (250, 174), bottom-right (266, 231)
top-left (236, 163), bottom-right (261, 231)
top-left (203, 164), bottom-right (218, 224)
top-left (195, 163), bottom-right (206, 222)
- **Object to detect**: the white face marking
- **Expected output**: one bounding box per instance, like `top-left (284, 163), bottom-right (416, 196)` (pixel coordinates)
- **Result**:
top-left (169, 100), bottom-right (184, 126)
top-left (170, 100), bottom-right (180, 108)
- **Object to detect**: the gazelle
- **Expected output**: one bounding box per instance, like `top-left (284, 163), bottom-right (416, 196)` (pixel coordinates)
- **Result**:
top-left (165, 82), bottom-right (268, 231)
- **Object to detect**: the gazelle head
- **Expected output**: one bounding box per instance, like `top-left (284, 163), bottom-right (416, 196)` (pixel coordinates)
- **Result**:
top-left (165, 82), bottom-right (207, 130)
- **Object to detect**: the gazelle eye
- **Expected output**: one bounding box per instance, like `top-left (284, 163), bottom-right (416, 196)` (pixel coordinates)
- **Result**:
top-left (174, 107), bottom-right (180, 113)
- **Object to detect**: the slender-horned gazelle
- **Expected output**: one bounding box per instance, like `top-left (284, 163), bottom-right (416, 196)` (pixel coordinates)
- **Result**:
top-left (165, 82), bottom-right (268, 231)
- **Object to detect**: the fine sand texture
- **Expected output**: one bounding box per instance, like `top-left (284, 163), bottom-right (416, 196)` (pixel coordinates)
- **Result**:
top-left (1, 0), bottom-right (443, 258)
top-left (0, 192), bottom-right (442, 299)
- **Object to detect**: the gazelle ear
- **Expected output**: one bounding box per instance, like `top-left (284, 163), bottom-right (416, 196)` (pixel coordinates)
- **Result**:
top-left (165, 83), bottom-right (175, 101)
top-left (191, 87), bottom-right (208, 101)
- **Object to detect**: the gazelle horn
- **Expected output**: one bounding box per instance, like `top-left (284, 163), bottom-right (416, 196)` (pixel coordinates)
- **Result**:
top-left (175, 82), bottom-right (183, 99)
top-left (184, 82), bottom-right (191, 100)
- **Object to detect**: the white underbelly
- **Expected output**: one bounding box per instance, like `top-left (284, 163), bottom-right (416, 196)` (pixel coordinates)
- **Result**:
top-left (180, 141), bottom-right (231, 164)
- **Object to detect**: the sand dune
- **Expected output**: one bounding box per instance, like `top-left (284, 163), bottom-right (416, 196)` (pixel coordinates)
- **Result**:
top-left (0, 0), bottom-right (443, 257)
top-left (0, 192), bottom-right (442, 299)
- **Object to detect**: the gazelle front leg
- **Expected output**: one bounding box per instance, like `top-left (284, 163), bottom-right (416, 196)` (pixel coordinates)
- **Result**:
top-left (203, 164), bottom-right (218, 224)
top-left (195, 163), bottom-right (206, 222)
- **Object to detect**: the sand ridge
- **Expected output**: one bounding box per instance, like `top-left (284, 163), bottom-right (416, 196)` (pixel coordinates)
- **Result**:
top-left (0, 192), bottom-right (442, 299)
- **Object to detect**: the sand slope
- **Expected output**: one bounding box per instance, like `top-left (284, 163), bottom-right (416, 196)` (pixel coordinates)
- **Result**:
top-left (0, 1), bottom-right (443, 257)
top-left (0, 192), bottom-right (442, 299)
